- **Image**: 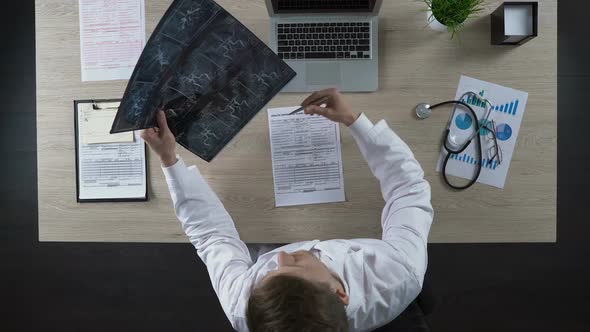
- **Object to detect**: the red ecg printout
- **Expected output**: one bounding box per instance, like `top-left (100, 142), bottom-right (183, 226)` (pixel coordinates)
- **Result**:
top-left (79, 0), bottom-right (145, 81)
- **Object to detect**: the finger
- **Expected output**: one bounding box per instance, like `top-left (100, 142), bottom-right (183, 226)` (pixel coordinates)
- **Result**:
top-left (301, 87), bottom-right (337, 107)
top-left (141, 128), bottom-right (158, 142)
top-left (140, 128), bottom-right (154, 140)
top-left (301, 88), bottom-right (335, 106)
top-left (156, 110), bottom-right (171, 134)
top-left (305, 105), bottom-right (330, 117)
top-left (140, 129), bottom-right (159, 146)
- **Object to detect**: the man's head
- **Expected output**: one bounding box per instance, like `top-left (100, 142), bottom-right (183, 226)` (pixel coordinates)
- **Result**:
top-left (246, 251), bottom-right (349, 332)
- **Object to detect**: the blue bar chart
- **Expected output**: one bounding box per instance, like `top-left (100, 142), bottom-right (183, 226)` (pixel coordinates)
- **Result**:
top-left (493, 98), bottom-right (519, 116)
top-left (460, 89), bottom-right (520, 116)
top-left (449, 153), bottom-right (498, 170)
top-left (462, 90), bottom-right (487, 108)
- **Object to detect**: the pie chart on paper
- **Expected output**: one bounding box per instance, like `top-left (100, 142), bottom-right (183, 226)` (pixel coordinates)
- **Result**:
top-left (455, 113), bottom-right (473, 130)
top-left (496, 123), bottom-right (513, 141)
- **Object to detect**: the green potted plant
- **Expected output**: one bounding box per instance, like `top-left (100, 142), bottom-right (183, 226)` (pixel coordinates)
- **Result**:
top-left (424, 0), bottom-right (485, 38)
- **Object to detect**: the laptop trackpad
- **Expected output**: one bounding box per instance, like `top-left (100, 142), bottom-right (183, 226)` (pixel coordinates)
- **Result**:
top-left (306, 63), bottom-right (341, 86)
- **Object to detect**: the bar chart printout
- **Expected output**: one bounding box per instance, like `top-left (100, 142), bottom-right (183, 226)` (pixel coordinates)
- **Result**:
top-left (436, 75), bottom-right (529, 188)
top-left (268, 107), bottom-right (346, 207)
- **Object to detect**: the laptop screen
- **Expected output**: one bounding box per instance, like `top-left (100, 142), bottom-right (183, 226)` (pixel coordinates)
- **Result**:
top-left (272, 0), bottom-right (376, 13)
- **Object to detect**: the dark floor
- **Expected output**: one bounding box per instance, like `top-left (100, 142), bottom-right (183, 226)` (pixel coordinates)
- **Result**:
top-left (1, 1), bottom-right (589, 331)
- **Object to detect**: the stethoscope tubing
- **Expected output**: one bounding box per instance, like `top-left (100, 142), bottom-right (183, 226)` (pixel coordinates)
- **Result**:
top-left (429, 99), bottom-right (484, 190)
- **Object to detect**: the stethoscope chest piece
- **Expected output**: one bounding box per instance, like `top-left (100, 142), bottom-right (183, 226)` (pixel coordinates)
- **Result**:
top-left (415, 103), bottom-right (432, 119)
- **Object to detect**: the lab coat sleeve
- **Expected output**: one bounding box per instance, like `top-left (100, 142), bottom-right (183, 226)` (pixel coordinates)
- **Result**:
top-left (162, 158), bottom-right (252, 327)
top-left (348, 114), bottom-right (434, 285)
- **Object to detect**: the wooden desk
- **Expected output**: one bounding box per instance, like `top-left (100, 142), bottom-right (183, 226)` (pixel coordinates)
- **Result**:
top-left (36, 0), bottom-right (556, 243)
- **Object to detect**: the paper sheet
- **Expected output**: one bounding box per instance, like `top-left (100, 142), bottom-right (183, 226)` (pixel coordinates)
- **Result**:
top-left (78, 0), bottom-right (145, 81)
top-left (436, 75), bottom-right (529, 188)
top-left (268, 107), bottom-right (346, 207)
top-left (77, 103), bottom-right (146, 200)
top-left (82, 104), bottom-right (134, 144)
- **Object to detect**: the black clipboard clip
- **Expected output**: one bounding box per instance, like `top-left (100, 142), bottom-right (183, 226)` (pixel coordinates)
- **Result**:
top-left (92, 101), bottom-right (120, 110)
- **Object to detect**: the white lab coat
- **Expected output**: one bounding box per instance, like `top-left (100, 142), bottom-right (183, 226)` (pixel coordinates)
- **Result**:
top-left (162, 114), bottom-right (433, 332)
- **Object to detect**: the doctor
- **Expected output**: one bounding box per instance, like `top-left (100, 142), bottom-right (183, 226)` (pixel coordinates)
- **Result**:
top-left (141, 88), bottom-right (433, 332)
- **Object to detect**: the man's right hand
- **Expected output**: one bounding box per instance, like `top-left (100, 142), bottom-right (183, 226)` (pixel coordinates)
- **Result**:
top-left (301, 88), bottom-right (359, 126)
top-left (140, 110), bottom-right (177, 167)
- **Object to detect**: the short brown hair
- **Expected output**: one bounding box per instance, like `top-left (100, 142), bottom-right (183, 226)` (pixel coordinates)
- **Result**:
top-left (246, 275), bottom-right (348, 332)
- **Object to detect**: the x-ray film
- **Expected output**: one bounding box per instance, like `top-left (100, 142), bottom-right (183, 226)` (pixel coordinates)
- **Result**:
top-left (111, 0), bottom-right (296, 161)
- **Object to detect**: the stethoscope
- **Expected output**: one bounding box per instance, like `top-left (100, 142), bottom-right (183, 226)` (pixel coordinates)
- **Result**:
top-left (415, 92), bottom-right (493, 190)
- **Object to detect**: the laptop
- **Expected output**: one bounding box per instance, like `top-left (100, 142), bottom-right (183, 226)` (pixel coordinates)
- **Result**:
top-left (266, 0), bottom-right (383, 92)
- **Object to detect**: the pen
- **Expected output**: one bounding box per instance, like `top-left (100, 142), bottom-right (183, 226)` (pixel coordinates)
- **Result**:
top-left (289, 95), bottom-right (331, 115)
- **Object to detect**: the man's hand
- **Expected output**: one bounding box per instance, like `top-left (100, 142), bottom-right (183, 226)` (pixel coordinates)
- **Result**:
top-left (301, 88), bottom-right (359, 126)
top-left (140, 110), bottom-right (177, 167)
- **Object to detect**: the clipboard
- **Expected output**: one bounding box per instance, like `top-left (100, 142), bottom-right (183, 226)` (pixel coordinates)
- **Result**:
top-left (74, 99), bottom-right (149, 202)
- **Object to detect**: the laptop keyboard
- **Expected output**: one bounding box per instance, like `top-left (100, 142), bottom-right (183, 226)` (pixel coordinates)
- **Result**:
top-left (277, 0), bottom-right (372, 11)
top-left (276, 22), bottom-right (372, 60)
